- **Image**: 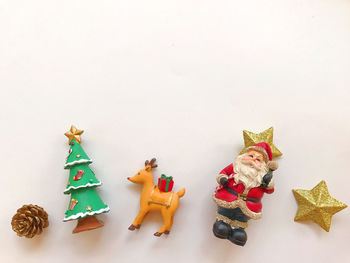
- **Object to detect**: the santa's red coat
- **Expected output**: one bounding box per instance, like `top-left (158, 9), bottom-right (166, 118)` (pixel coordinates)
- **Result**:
top-left (213, 163), bottom-right (274, 219)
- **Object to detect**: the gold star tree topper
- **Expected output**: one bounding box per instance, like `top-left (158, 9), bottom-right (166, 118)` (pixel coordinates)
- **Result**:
top-left (293, 180), bottom-right (347, 232)
top-left (240, 127), bottom-right (282, 158)
top-left (64, 125), bottom-right (84, 144)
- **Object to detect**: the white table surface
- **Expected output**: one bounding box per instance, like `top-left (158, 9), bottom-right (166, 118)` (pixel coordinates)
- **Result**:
top-left (1, 1), bottom-right (349, 262)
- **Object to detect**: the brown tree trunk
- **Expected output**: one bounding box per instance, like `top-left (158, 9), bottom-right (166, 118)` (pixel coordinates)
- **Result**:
top-left (72, 215), bottom-right (104, 234)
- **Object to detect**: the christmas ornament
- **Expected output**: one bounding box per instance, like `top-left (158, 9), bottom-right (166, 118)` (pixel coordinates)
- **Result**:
top-left (213, 141), bottom-right (279, 246)
top-left (240, 127), bottom-right (282, 158)
top-left (127, 158), bottom-right (186, 236)
top-left (69, 199), bottom-right (79, 210)
top-left (293, 180), bottom-right (347, 232)
top-left (64, 125), bottom-right (110, 233)
top-left (73, 170), bottom-right (84, 181)
top-left (11, 204), bottom-right (49, 238)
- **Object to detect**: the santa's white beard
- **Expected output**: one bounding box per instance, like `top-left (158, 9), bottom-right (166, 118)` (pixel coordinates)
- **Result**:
top-left (233, 154), bottom-right (269, 190)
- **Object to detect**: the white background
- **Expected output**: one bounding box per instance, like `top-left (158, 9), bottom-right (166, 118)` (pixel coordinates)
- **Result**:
top-left (1, 0), bottom-right (349, 262)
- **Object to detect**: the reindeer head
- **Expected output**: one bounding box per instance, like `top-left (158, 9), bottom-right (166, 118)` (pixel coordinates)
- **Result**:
top-left (128, 158), bottom-right (158, 184)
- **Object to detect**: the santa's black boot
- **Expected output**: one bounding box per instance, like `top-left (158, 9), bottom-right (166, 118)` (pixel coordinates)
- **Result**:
top-left (228, 227), bottom-right (247, 246)
top-left (213, 220), bottom-right (232, 239)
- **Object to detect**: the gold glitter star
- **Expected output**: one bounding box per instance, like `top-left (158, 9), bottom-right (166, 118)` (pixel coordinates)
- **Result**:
top-left (292, 180), bottom-right (347, 232)
top-left (64, 125), bottom-right (84, 144)
top-left (240, 127), bottom-right (282, 158)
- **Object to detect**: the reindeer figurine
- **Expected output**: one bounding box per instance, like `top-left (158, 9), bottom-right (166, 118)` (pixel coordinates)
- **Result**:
top-left (127, 158), bottom-right (185, 236)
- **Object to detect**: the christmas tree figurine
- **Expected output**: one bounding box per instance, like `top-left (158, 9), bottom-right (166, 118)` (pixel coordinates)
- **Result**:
top-left (63, 125), bottom-right (110, 233)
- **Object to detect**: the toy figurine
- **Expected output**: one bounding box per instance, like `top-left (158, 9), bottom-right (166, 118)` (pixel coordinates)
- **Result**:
top-left (212, 142), bottom-right (278, 246)
top-left (63, 125), bottom-right (110, 233)
top-left (127, 158), bottom-right (185, 236)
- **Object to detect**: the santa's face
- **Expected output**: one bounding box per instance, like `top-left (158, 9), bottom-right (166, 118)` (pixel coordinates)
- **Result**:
top-left (243, 150), bottom-right (265, 168)
top-left (233, 151), bottom-right (268, 189)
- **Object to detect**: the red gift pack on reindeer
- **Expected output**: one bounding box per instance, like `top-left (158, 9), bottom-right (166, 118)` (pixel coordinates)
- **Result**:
top-left (158, 174), bottom-right (174, 192)
top-left (127, 158), bottom-right (185, 237)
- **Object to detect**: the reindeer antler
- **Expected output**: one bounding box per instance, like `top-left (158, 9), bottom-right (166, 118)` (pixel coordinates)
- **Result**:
top-left (145, 158), bottom-right (158, 168)
top-left (150, 158), bottom-right (157, 168)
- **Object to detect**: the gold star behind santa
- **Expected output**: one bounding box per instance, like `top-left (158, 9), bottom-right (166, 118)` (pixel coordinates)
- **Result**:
top-left (293, 180), bottom-right (347, 232)
top-left (64, 125), bottom-right (84, 144)
top-left (240, 127), bottom-right (282, 158)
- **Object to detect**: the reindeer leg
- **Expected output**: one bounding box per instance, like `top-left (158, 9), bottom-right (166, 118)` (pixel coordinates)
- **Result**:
top-left (129, 209), bottom-right (148, 231)
top-left (154, 209), bottom-right (172, 237)
top-left (164, 215), bottom-right (174, 234)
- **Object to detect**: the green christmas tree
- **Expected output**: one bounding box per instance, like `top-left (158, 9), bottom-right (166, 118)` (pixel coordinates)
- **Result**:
top-left (64, 125), bottom-right (110, 233)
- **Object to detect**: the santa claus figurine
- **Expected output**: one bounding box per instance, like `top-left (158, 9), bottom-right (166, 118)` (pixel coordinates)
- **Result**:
top-left (212, 142), bottom-right (278, 246)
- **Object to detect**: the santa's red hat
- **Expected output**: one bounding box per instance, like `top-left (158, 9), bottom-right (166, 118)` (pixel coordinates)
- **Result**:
top-left (244, 142), bottom-right (278, 170)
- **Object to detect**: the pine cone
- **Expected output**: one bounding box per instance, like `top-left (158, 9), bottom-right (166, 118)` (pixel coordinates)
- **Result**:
top-left (11, 204), bottom-right (49, 238)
